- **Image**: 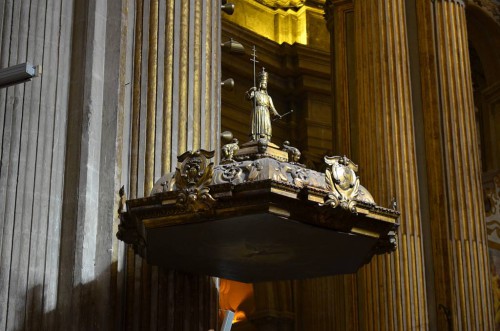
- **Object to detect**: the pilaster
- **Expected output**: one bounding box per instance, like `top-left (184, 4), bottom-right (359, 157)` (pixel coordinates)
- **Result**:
top-left (326, 0), bottom-right (356, 158)
top-left (123, 0), bottom-right (220, 329)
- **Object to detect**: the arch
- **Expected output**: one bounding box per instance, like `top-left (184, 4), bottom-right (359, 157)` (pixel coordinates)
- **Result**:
top-left (465, 4), bottom-right (500, 172)
top-left (466, 4), bottom-right (500, 85)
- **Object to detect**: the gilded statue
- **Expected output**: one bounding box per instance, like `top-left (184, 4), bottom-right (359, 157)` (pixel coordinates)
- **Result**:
top-left (246, 68), bottom-right (282, 141)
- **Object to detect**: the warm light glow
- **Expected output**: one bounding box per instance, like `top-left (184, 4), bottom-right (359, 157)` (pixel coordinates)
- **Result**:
top-left (233, 311), bottom-right (247, 323)
top-left (219, 279), bottom-right (256, 323)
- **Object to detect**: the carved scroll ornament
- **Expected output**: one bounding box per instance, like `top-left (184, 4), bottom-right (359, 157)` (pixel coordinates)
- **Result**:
top-left (174, 150), bottom-right (216, 211)
top-left (321, 155), bottom-right (361, 212)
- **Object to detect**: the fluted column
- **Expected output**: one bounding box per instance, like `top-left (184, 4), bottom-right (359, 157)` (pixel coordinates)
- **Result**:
top-left (1, 0), bottom-right (132, 329)
top-left (293, 276), bottom-right (359, 331)
top-left (251, 281), bottom-right (294, 330)
top-left (0, 0), bottom-right (74, 329)
top-left (353, 0), bottom-right (428, 330)
top-left (124, 0), bottom-right (220, 329)
top-left (426, 1), bottom-right (494, 329)
top-left (319, 3), bottom-right (360, 330)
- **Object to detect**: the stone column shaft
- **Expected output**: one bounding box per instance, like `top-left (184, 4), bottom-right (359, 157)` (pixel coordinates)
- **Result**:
top-left (427, 1), bottom-right (494, 329)
top-left (124, 0), bottom-right (220, 329)
top-left (353, 0), bottom-right (428, 329)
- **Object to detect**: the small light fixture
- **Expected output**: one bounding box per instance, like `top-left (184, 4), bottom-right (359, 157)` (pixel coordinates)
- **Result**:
top-left (220, 131), bottom-right (234, 142)
top-left (221, 39), bottom-right (245, 54)
top-left (0, 63), bottom-right (41, 89)
top-left (221, 0), bottom-right (235, 15)
top-left (221, 78), bottom-right (234, 91)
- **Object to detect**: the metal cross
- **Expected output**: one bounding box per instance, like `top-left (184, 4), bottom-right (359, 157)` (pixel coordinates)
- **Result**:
top-left (250, 45), bottom-right (259, 90)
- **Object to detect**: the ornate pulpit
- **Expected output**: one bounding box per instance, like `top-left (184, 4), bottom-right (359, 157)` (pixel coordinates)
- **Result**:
top-left (118, 63), bottom-right (398, 283)
top-left (117, 136), bottom-right (399, 282)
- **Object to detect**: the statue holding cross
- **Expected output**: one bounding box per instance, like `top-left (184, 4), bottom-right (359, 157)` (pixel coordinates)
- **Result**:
top-left (245, 47), bottom-right (293, 142)
top-left (245, 67), bottom-right (282, 141)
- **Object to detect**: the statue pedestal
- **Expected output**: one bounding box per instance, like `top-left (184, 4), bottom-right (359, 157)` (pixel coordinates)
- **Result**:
top-left (236, 139), bottom-right (289, 162)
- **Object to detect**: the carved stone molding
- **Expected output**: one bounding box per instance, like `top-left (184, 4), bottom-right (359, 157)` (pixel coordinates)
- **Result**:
top-left (254, 0), bottom-right (306, 9)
